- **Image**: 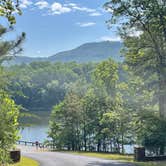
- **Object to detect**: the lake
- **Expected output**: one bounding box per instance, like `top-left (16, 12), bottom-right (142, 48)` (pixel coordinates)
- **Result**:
top-left (20, 111), bottom-right (134, 154)
top-left (20, 111), bottom-right (50, 143)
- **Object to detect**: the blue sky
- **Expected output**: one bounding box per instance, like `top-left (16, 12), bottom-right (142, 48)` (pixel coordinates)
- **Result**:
top-left (11, 0), bottom-right (120, 57)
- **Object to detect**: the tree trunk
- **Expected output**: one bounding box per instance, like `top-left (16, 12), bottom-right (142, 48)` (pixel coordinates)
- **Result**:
top-left (110, 141), bottom-right (113, 153)
top-left (116, 138), bottom-right (120, 153)
top-left (84, 137), bottom-right (87, 151)
top-left (97, 140), bottom-right (101, 152)
top-left (121, 133), bottom-right (124, 154)
top-left (159, 73), bottom-right (166, 119)
top-left (83, 124), bottom-right (87, 151)
top-left (158, 68), bottom-right (166, 155)
top-left (160, 146), bottom-right (165, 155)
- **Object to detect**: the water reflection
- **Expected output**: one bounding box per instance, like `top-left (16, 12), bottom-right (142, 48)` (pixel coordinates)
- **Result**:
top-left (20, 125), bottom-right (48, 143)
top-left (20, 111), bottom-right (50, 143)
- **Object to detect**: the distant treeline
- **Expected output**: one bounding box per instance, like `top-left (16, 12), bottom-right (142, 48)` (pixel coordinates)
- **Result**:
top-left (6, 61), bottom-right (95, 111)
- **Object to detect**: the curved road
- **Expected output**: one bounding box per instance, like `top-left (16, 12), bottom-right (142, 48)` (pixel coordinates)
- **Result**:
top-left (23, 151), bottom-right (135, 166)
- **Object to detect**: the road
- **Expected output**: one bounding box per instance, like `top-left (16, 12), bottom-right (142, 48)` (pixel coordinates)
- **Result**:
top-left (23, 151), bottom-right (135, 166)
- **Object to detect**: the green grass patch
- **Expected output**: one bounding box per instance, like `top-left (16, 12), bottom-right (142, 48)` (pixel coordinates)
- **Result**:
top-left (135, 161), bottom-right (166, 166)
top-left (69, 151), bottom-right (166, 166)
top-left (10, 157), bottom-right (39, 166)
top-left (69, 151), bottom-right (134, 162)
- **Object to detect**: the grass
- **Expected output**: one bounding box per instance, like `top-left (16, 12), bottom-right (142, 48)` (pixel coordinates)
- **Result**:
top-left (135, 161), bottom-right (166, 166)
top-left (10, 157), bottom-right (39, 166)
top-left (69, 151), bottom-right (133, 162)
top-left (69, 151), bottom-right (166, 166)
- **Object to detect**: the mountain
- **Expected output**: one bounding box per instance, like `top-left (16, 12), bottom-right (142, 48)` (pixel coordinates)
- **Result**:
top-left (4, 41), bottom-right (123, 65)
top-left (49, 41), bottom-right (123, 62)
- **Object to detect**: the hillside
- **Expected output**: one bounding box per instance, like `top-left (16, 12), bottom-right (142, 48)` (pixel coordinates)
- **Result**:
top-left (4, 41), bottom-right (123, 65)
top-left (49, 41), bottom-right (123, 62)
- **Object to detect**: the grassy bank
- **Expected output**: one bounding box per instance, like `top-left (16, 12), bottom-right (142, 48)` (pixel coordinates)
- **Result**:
top-left (69, 151), bottom-right (133, 162)
top-left (135, 161), bottom-right (166, 166)
top-left (10, 157), bottom-right (39, 166)
top-left (69, 151), bottom-right (166, 166)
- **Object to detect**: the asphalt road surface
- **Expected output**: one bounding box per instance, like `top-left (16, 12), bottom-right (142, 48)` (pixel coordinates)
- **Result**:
top-left (23, 151), bottom-right (135, 166)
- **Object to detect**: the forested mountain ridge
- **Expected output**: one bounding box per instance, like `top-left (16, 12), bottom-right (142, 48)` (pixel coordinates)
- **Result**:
top-left (4, 41), bottom-right (123, 65)
top-left (49, 41), bottom-right (123, 62)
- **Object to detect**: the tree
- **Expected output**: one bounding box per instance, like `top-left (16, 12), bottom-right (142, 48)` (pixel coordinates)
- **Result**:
top-left (82, 87), bottom-right (110, 152)
top-left (100, 110), bottom-right (130, 153)
top-left (93, 60), bottom-right (134, 153)
top-left (48, 92), bottom-right (83, 151)
top-left (0, 0), bottom-right (25, 60)
top-left (93, 59), bottom-right (118, 95)
top-left (8, 62), bottom-right (94, 112)
top-left (134, 110), bottom-right (166, 155)
top-left (0, 90), bottom-right (20, 164)
top-left (104, 0), bottom-right (166, 118)
top-left (0, 25), bottom-right (25, 60)
top-left (0, 0), bottom-right (24, 164)
top-left (48, 59), bottom-right (140, 153)
top-left (0, 0), bottom-right (21, 24)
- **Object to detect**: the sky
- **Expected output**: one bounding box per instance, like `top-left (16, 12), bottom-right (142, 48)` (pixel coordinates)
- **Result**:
top-left (6, 0), bottom-right (120, 57)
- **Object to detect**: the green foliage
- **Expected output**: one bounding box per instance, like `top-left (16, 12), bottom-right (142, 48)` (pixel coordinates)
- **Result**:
top-left (48, 92), bottom-right (83, 150)
top-left (104, 0), bottom-right (166, 118)
top-left (135, 111), bottom-right (166, 155)
top-left (0, 0), bottom-right (25, 60)
top-left (82, 87), bottom-right (112, 152)
top-left (47, 56), bottom-right (166, 154)
top-left (0, 90), bottom-right (20, 164)
top-left (93, 59), bottom-right (118, 94)
top-left (104, 0), bottom-right (166, 154)
top-left (0, 1), bottom-right (24, 163)
top-left (0, 25), bottom-right (25, 60)
top-left (7, 62), bottom-right (95, 112)
top-left (48, 60), bottom-right (133, 153)
top-left (0, 0), bottom-right (21, 24)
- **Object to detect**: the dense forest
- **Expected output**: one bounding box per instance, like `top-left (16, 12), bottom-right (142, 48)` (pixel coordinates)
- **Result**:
top-left (6, 62), bottom-right (95, 111)
top-left (0, 0), bottom-right (166, 165)
top-left (46, 59), bottom-right (166, 154)
top-left (5, 59), bottom-right (166, 154)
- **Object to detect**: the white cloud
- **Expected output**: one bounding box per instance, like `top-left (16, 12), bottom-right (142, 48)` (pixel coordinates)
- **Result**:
top-left (50, 2), bottom-right (71, 15)
top-left (19, 1), bottom-right (102, 17)
top-left (20, 0), bottom-right (32, 8)
top-left (72, 6), bottom-right (96, 13)
top-left (100, 36), bottom-right (122, 42)
top-left (77, 22), bottom-right (96, 27)
top-left (35, 1), bottom-right (49, 9)
top-left (89, 12), bottom-right (102, 16)
top-left (64, 3), bottom-right (77, 8)
top-left (65, 3), bottom-right (100, 15)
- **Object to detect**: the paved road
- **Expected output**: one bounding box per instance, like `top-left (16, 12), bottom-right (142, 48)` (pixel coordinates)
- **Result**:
top-left (23, 151), bottom-right (135, 166)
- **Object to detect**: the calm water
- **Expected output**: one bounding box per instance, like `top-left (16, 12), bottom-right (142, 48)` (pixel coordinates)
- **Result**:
top-left (20, 111), bottom-right (50, 143)
top-left (20, 111), bottom-right (134, 154)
